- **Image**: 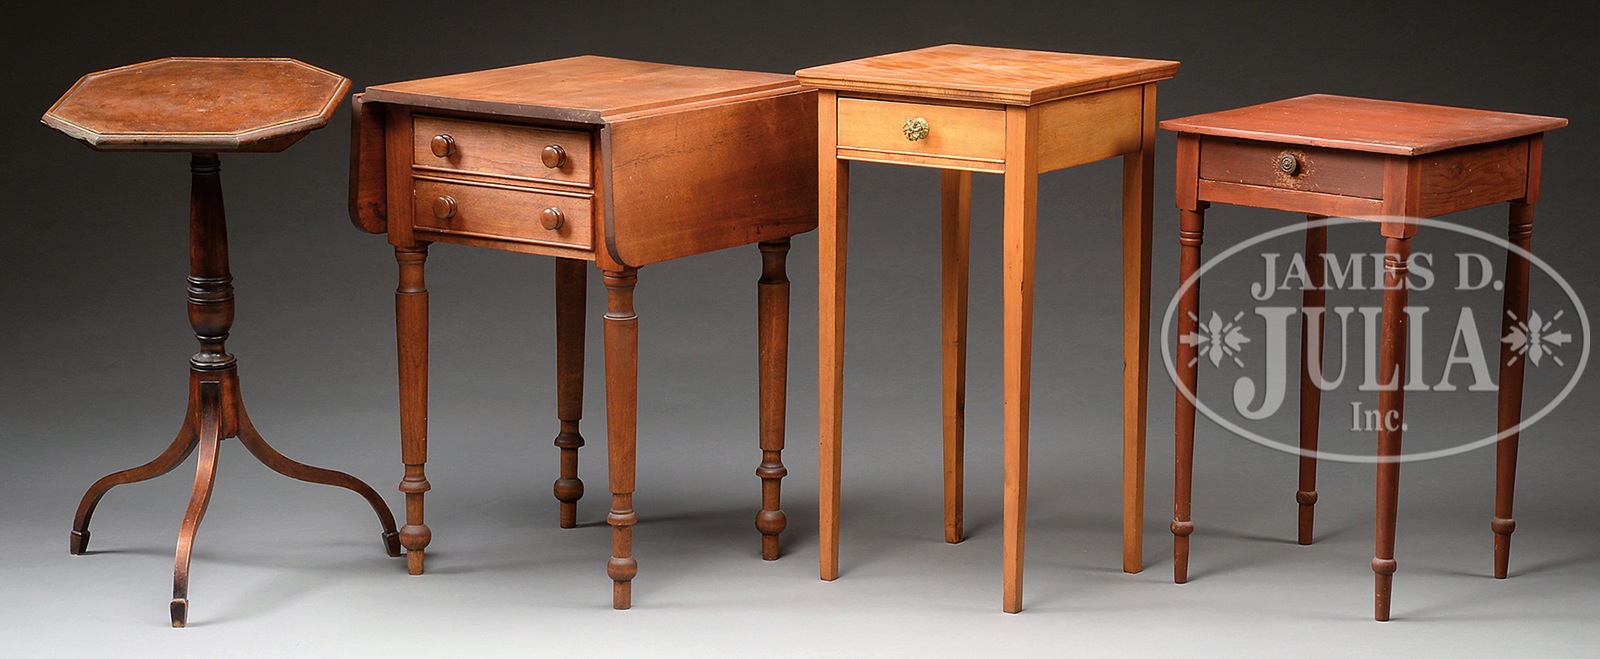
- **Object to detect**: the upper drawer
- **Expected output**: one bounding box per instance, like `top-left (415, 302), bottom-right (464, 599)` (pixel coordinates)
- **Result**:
top-left (1199, 138), bottom-right (1384, 199)
top-left (412, 115), bottom-right (592, 186)
top-left (836, 98), bottom-right (1005, 167)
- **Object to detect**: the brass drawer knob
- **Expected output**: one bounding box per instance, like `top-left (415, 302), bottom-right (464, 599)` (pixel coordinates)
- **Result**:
top-left (541, 144), bottom-right (566, 168)
top-left (432, 195), bottom-right (457, 220)
top-left (1277, 152), bottom-right (1301, 176)
top-left (902, 117), bottom-right (930, 141)
top-left (540, 207), bottom-right (565, 230)
top-left (431, 134), bottom-right (456, 158)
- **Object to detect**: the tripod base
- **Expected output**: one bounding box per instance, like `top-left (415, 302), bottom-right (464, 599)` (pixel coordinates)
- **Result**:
top-left (69, 366), bottom-right (400, 627)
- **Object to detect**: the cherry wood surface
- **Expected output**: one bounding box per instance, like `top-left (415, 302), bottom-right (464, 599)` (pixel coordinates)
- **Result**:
top-left (363, 55), bottom-right (794, 123)
top-left (1160, 94), bottom-right (1567, 156)
top-left (350, 56), bottom-right (816, 609)
top-left (43, 58), bottom-right (400, 627)
top-left (804, 45), bottom-right (1176, 613)
top-left (44, 57), bottom-right (349, 152)
top-left (796, 43), bottom-right (1178, 106)
top-left (1165, 96), bottom-right (1564, 621)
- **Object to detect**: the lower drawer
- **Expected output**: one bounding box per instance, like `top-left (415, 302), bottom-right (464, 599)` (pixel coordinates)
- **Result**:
top-left (412, 177), bottom-right (592, 250)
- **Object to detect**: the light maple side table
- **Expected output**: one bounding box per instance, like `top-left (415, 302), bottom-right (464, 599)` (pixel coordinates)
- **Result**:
top-left (350, 56), bottom-right (817, 609)
top-left (797, 44), bottom-right (1179, 612)
top-left (1162, 94), bottom-right (1566, 621)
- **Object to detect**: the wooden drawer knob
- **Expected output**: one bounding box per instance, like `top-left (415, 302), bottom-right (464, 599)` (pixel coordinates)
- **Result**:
top-left (431, 134), bottom-right (456, 158)
top-left (540, 207), bottom-right (565, 230)
top-left (432, 195), bottom-right (457, 220)
top-left (1277, 152), bottom-right (1301, 176)
top-left (902, 117), bottom-right (930, 141)
top-left (541, 144), bottom-right (566, 168)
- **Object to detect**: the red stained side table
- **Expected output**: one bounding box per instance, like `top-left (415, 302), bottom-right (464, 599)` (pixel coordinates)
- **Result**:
top-left (42, 57), bottom-right (401, 627)
top-left (1162, 94), bottom-right (1567, 621)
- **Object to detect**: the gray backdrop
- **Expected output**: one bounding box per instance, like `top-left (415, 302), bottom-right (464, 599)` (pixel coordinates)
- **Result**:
top-left (2, 1), bottom-right (1597, 655)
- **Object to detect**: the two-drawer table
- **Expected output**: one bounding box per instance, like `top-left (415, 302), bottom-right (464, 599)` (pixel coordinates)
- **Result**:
top-left (350, 56), bottom-right (817, 608)
top-left (798, 44), bottom-right (1179, 612)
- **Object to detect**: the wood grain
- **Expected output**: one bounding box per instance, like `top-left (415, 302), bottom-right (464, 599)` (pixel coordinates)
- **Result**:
top-left (1001, 105), bottom-right (1039, 614)
top-left (1199, 138), bottom-right (1385, 199)
top-left (411, 176), bottom-right (592, 249)
top-left (797, 44), bottom-right (1178, 106)
top-left (412, 115), bottom-right (592, 186)
top-left (1119, 82), bottom-right (1156, 574)
top-left (44, 57), bottom-right (348, 152)
top-left (365, 56), bottom-right (795, 123)
top-left (1038, 84), bottom-right (1143, 173)
top-left (1416, 138), bottom-right (1529, 217)
top-left (603, 87), bottom-right (817, 267)
top-left (817, 90), bottom-right (848, 582)
top-left (835, 97), bottom-right (1005, 166)
top-left (1161, 94), bottom-right (1566, 156)
top-left (941, 169), bottom-right (971, 546)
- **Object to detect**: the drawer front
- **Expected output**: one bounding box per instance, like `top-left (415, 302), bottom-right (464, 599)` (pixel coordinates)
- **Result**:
top-left (836, 98), bottom-right (1005, 165)
top-left (1199, 138), bottom-right (1384, 199)
top-left (412, 177), bottom-right (592, 249)
top-left (413, 115), bottom-right (591, 186)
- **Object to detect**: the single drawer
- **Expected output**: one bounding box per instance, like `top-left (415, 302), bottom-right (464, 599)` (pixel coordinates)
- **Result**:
top-left (1199, 138), bottom-right (1384, 199)
top-left (412, 177), bottom-right (592, 249)
top-left (413, 115), bottom-right (591, 186)
top-left (836, 98), bottom-right (1005, 165)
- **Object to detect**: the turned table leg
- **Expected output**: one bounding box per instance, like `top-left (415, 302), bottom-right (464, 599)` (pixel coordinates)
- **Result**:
top-left (1373, 234), bottom-right (1411, 622)
top-left (1001, 106), bottom-right (1038, 614)
top-left (1172, 206), bottom-right (1205, 584)
top-left (1493, 201), bottom-right (1534, 578)
top-left (756, 240), bottom-right (791, 560)
top-left (604, 268), bottom-right (640, 609)
top-left (1298, 216), bottom-right (1328, 545)
top-left (553, 258), bottom-right (587, 529)
top-left (941, 169), bottom-right (971, 545)
top-left (395, 243), bottom-right (432, 575)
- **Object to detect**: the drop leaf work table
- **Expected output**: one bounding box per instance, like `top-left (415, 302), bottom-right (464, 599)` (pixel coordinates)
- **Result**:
top-left (1162, 94), bottom-right (1566, 621)
top-left (41, 57), bottom-right (401, 627)
top-left (349, 56), bottom-right (817, 609)
top-left (797, 44), bottom-right (1179, 613)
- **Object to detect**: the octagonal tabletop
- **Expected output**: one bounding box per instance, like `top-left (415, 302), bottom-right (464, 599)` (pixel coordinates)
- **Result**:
top-left (42, 57), bottom-right (350, 152)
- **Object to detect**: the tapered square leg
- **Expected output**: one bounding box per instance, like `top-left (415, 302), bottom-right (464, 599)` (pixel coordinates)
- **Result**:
top-left (940, 169), bottom-right (971, 545)
top-left (1001, 106), bottom-right (1039, 614)
top-left (818, 90), bottom-right (849, 582)
top-left (1120, 87), bottom-right (1157, 574)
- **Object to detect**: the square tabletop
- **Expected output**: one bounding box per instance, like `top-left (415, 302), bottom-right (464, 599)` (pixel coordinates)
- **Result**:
top-left (795, 43), bottom-right (1178, 105)
top-left (1160, 94), bottom-right (1568, 156)
top-left (361, 55), bottom-right (797, 123)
